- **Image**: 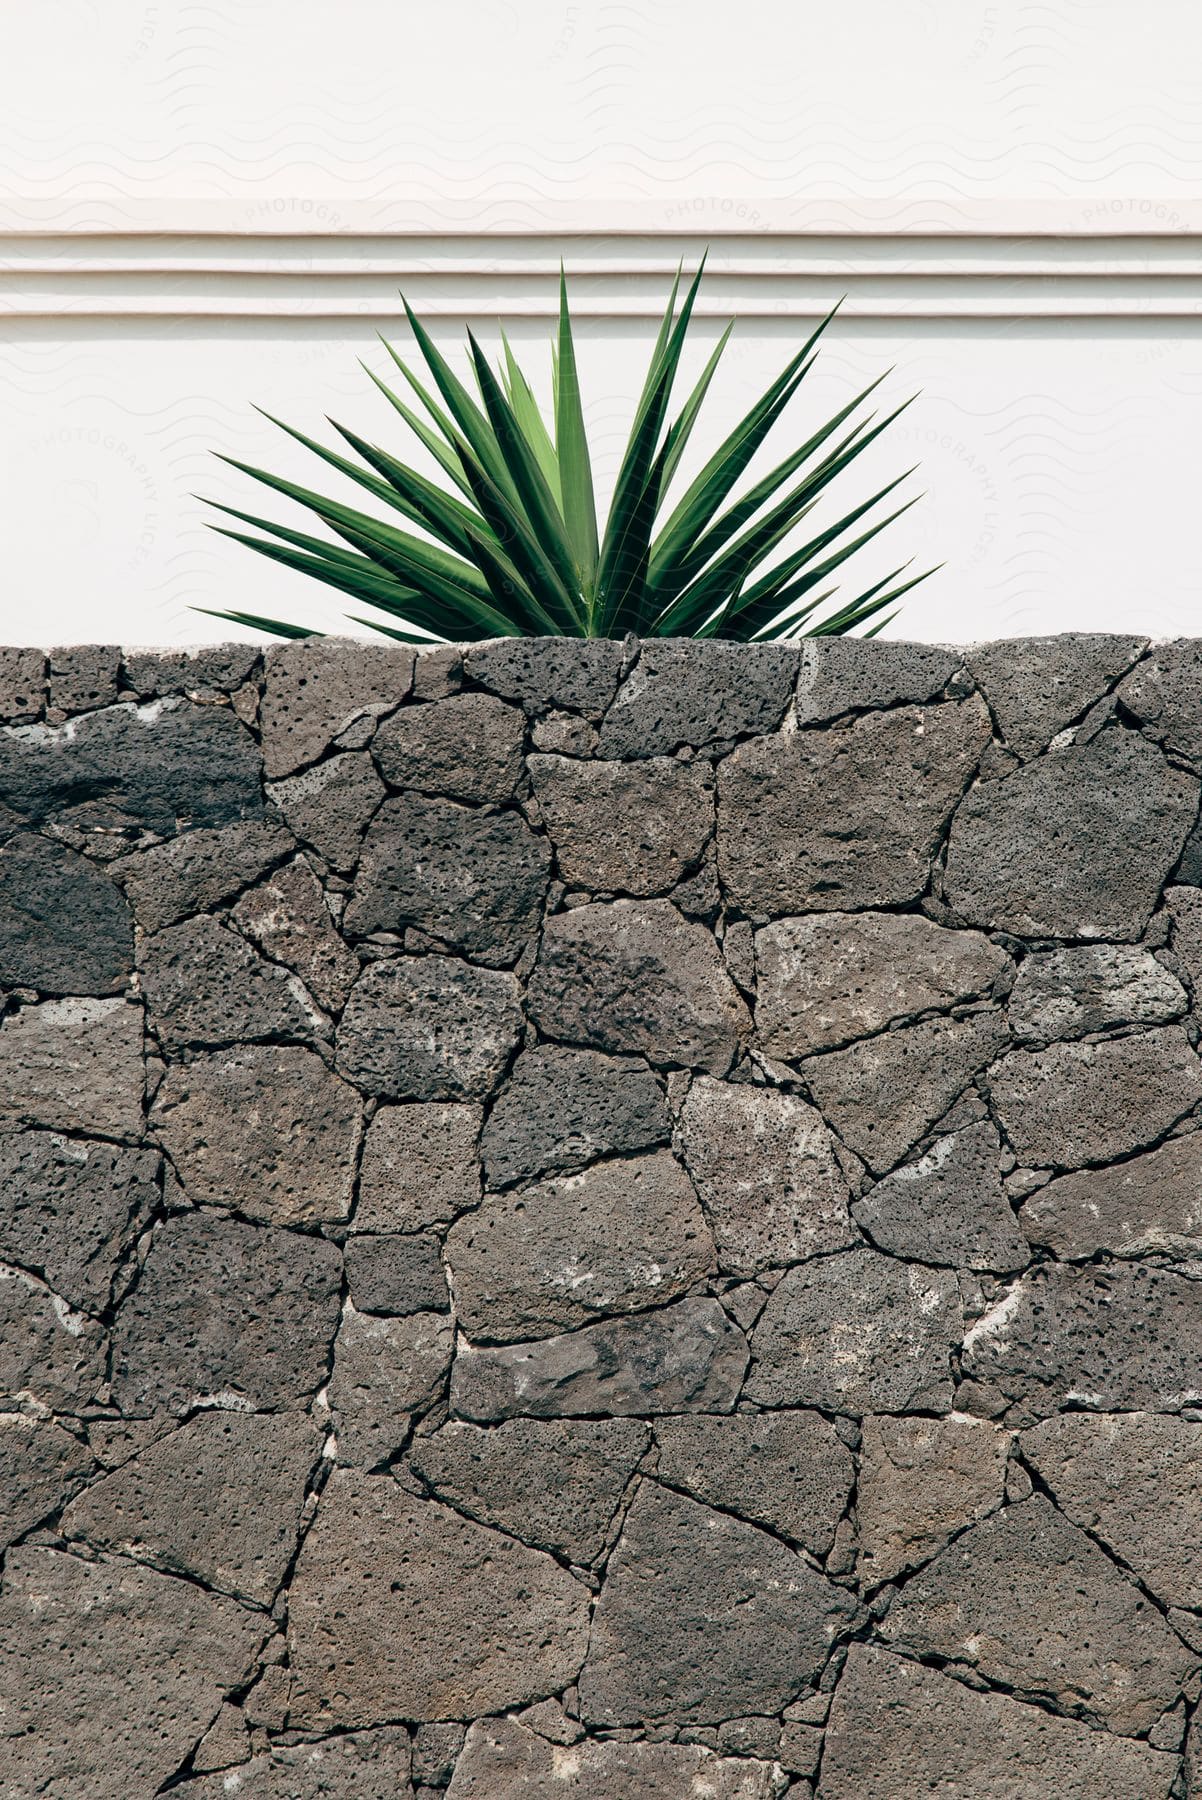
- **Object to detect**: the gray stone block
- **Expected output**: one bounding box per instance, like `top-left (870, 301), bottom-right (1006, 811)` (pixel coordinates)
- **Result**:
top-left (481, 1044), bottom-right (669, 1188)
top-left (0, 832), bottom-right (132, 994)
top-left (528, 753), bottom-right (714, 895)
top-left (598, 640), bottom-right (797, 756)
top-left (373, 692), bottom-right (525, 802)
top-left (337, 958), bottom-right (522, 1100)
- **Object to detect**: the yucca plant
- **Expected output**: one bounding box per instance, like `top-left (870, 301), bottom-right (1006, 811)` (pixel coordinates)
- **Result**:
top-left (204, 259), bottom-right (931, 642)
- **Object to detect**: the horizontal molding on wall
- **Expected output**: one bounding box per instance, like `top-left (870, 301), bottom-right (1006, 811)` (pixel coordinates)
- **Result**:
top-left (4, 231), bottom-right (1202, 323)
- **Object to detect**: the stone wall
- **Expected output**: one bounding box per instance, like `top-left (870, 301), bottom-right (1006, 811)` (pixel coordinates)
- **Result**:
top-left (2, 633), bottom-right (1202, 1797)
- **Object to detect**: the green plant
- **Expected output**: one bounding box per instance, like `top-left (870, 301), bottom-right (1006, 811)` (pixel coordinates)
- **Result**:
top-left (205, 260), bottom-right (931, 643)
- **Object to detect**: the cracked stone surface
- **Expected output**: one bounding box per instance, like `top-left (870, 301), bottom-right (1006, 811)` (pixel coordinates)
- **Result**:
top-left (944, 728), bottom-right (1198, 939)
top-left (0, 1129), bottom-right (158, 1312)
top-left (337, 956), bottom-right (523, 1099)
top-left (60, 1411), bottom-right (320, 1605)
top-left (528, 899), bottom-right (750, 1074)
top-left (821, 1643), bottom-right (1177, 1799)
top-left (855, 1413), bottom-right (1011, 1583)
top-left (676, 1076), bottom-right (854, 1274)
top-left (653, 1409), bottom-right (854, 1556)
top-left (447, 1717), bottom-right (779, 1798)
top-left (141, 914), bottom-right (321, 1050)
top-left (347, 793), bottom-right (550, 964)
top-left (1022, 1412), bottom-right (1202, 1610)
top-left (328, 1307), bottom-right (454, 1467)
top-left (409, 1417), bottom-right (649, 1564)
top-left (1018, 1128), bottom-right (1202, 1258)
top-left (800, 1010), bottom-right (1008, 1176)
top-left (153, 1044), bottom-right (361, 1226)
top-left (481, 1045), bottom-right (669, 1188)
top-left (881, 1494), bottom-right (1194, 1735)
top-left (579, 1481), bottom-right (862, 1725)
top-left (852, 1120), bottom-right (1028, 1271)
top-left (966, 633), bottom-right (1147, 760)
top-left (446, 1150), bottom-right (713, 1342)
top-left (717, 697), bottom-right (991, 917)
top-left (528, 753), bottom-right (714, 895)
top-left (754, 910), bottom-right (1008, 1059)
top-left (288, 1469), bottom-right (590, 1726)
top-left (987, 1025), bottom-right (1202, 1169)
top-left (0, 1544), bottom-right (267, 1800)
top-left (9, 637), bottom-right (1202, 1796)
top-left (747, 1247), bottom-right (962, 1414)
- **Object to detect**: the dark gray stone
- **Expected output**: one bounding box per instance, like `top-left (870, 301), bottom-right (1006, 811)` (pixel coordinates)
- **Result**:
top-left (151, 1045), bottom-right (362, 1226)
top-left (232, 855), bottom-right (359, 1011)
top-left (446, 1151), bottom-right (712, 1343)
top-left (653, 1410), bottom-right (854, 1557)
top-left (746, 1247), bottom-right (962, 1414)
top-left (968, 633), bottom-right (1146, 760)
top-left (800, 1010), bottom-right (1009, 1175)
top-left (0, 1266), bottom-right (106, 1411)
top-left (1009, 944), bottom-right (1186, 1041)
top-left (944, 729), bottom-right (1198, 940)
top-left (451, 1297), bottom-right (749, 1422)
top-left (0, 832), bottom-right (132, 993)
top-left (987, 1026), bottom-right (1202, 1169)
top-left (117, 819), bottom-right (293, 934)
top-left (0, 1545), bottom-right (267, 1800)
top-left (0, 700), bottom-right (264, 837)
top-left (172, 1730), bottom-right (415, 1799)
top-left (287, 1469), bottom-right (590, 1726)
top-left (882, 1494), bottom-right (1195, 1735)
top-left (122, 643), bottom-right (259, 698)
top-left (852, 1120), bottom-right (1029, 1272)
top-left (48, 644), bottom-right (121, 715)
top-left (0, 1130), bottom-right (158, 1313)
top-left (1118, 640), bottom-right (1202, 764)
top-left (0, 997), bottom-right (144, 1138)
top-left (140, 915), bottom-right (320, 1049)
top-left (61, 1411), bottom-right (320, 1605)
top-left (268, 751), bottom-right (386, 872)
top-left (346, 1233), bottom-right (448, 1315)
top-left (528, 754), bottom-right (713, 896)
top-left (447, 1716), bottom-right (779, 1799)
top-left (795, 637), bottom-right (963, 725)
top-left (0, 646), bottom-right (45, 722)
top-left (754, 910), bottom-right (1009, 1059)
top-left (466, 637), bottom-right (625, 719)
top-left (373, 693), bottom-right (526, 802)
top-left (718, 697), bottom-right (991, 918)
top-left (0, 1412), bottom-right (92, 1547)
top-left (261, 638), bottom-right (414, 777)
top-left (337, 958), bottom-right (522, 1100)
top-left (111, 1212), bottom-right (342, 1415)
top-left (409, 1417), bottom-right (649, 1564)
top-left (1019, 1129), bottom-right (1202, 1259)
top-left (578, 1481), bottom-right (861, 1725)
top-left (855, 1413), bottom-right (1010, 1583)
top-left (961, 1261), bottom-right (1202, 1421)
top-left (1024, 1412), bottom-right (1202, 1611)
top-left (347, 794), bottom-right (549, 964)
top-left (598, 641), bottom-right (796, 756)
top-left (328, 1308), bottom-right (454, 1467)
top-left (356, 1101), bottom-right (482, 1230)
top-left (481, 1045), bottom-right (669, 1188)
top-left (527, 900), bottom-right (750, 1075)
top-left (676, 1076), bottom-right (854, 1276)
top-left (821, 1644), bottom-right (1177, 1800)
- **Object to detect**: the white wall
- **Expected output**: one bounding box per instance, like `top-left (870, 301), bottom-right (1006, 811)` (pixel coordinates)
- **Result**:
top-left (3, 1), bottom-right (1202, 646)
